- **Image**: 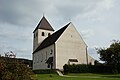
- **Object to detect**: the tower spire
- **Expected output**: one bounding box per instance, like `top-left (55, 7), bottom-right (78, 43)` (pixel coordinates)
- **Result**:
top-left (33, 16), bottom-right (54, 33)
top-left (33, 16), bottom-right (54, 51)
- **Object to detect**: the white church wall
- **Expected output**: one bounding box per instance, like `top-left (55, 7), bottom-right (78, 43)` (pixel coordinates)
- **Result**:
top-left (55, 23), bottom-right (87, 70)
top-left (33, 44), bottom-right (55, 70)
top-left (33, 30), bottom-right (38, 51)
top-left (37, 29), bottom-right (54, 44)
top-left (88, 55), bottom-right (95, 65)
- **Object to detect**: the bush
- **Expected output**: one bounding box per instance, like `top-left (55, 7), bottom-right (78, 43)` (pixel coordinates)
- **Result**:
top-left (0, 57), bottom-right (34, 80)
top-left (63, 64), bottom-right (113, 74)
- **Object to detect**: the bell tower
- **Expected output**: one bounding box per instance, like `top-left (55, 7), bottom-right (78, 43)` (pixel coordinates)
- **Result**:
top-left (33, 16), bottom-right (54, 51)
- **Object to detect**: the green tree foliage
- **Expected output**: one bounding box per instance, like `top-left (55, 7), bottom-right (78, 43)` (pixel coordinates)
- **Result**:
top-left (0, 57), bottom-right (34, 80)
top-left (97, 40), bottom-right (120, 73)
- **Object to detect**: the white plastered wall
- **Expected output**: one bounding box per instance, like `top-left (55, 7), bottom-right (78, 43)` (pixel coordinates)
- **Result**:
top-left (33, 29), bottom-right (54, 51)
top-left (33, 44), bottom-right (55, 70)
top-left (55, 23), bottom-right (87, 70)
top-left (88, 55), bottom-right (95, 65)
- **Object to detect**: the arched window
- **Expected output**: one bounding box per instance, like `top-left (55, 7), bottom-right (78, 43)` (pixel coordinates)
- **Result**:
top-left (48, 33), bottom-right (51, 36)
top-left (50, 49), bottom-right (53, 55)
top-left (42, 32), bottom-right (44, 36)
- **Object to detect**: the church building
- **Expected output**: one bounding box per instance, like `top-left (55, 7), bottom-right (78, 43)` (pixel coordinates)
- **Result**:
top-left (32, 16), bottom-right (95, 70)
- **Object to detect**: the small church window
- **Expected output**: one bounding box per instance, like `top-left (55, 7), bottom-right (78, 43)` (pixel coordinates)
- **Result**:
top-left (48, 33), bottom-right (51, 36)
top-left (51, 49), bottom-right (53, 53)
top-left (50, 49), bottom-right (53, 55)
top-left (42, 32), bottom-right (45, 36)
top-left (41, 53), bottom-right (43, 62)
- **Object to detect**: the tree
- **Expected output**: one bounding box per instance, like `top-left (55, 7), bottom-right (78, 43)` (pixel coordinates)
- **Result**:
top-left (0, 57), bottom-right (35, 80)
top-left (97, 40), bottom-right (120, 73)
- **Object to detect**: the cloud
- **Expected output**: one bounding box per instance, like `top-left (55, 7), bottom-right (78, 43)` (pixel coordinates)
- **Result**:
top-left (0, 22), bottom-right (32, 59)
top-left (47, 0), bottom-right (100, 21)
top-left (0, 0), bottom-right (119, 60)
top-left (50, 0), bottom-right (115, 20)
top-left (81, 29), bottom-right (94, 39)
top-left (14, 48), bottom-right (32, 59)
top-left (88, 46), bottom-right (100, 60)
top-left (0, 0), bottom-right (40, 26)
top-left (0, 23), bottom-right (32, 41)
top-left (0, 0), bottom-right (116, 27)
top-left (98, 0), bottom-right (114, 10)
top-left (0, 44), bottom-right (32, 59)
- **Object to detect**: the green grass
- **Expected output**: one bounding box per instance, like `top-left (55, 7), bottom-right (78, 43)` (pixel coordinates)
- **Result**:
top-left (35, 73), bottom-right (120, 80)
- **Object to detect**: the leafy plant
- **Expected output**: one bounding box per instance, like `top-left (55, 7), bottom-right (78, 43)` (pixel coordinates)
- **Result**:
top-left (0, 57), bottom-right (34, 80)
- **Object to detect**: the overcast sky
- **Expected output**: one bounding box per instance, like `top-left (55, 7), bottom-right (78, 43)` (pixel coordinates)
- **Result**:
top-left (0, 0), bottom-right (120, 60)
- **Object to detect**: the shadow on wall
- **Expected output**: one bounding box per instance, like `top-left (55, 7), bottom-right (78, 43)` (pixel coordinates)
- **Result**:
top-left (46, 56), bottom-right (53, 69)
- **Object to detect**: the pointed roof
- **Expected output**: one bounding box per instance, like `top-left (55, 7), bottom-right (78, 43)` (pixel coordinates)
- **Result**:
top-left (33, 22), bottom-right (71, 53)
top-left (33, 16), bottom-right (54, 33)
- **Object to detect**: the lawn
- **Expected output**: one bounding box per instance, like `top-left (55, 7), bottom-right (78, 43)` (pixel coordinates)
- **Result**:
top-left (35, 73), bottom-right (120, 80)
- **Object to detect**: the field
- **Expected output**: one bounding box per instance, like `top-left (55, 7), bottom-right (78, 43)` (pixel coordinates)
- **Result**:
top-left (35, 73), bottom-right (120, 80)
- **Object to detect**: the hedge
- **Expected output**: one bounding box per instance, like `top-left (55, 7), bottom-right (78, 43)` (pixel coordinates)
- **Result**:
top-left (33, 69), bottom-right (57, 74)
top-left (63, 64), bottom-right (114, 74)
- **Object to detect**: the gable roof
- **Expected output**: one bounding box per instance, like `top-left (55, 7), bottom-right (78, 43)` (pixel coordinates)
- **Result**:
top-left (33, 16), bottom-right (54, 33)
top-left (33, 22), bottom-right (71, 53)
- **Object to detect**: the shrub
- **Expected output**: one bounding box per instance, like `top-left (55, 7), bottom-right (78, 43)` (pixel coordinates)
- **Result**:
top-left (0, 57), bottom-right (34, 80)
top-left (63, 64), bottom-right (113, 74)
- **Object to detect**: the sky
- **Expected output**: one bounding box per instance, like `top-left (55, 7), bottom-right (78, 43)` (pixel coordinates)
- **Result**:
top-left (0, 0), bottom-right (120, 60)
